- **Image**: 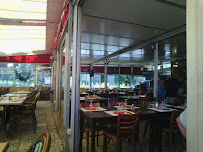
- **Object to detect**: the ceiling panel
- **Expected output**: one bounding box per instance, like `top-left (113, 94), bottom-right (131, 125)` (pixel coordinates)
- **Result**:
top-left (0, 25), bottom-right (46, 56)
top-left (0, 0), bottom-right (47, 20)
top-left (81, 15), bottom-right (166, 40)
top-left (82, 0), bottom-right (186, 30)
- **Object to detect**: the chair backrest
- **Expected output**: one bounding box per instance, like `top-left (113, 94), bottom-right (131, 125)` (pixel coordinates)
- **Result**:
top-left (117, 111), bottom-right (140, 137)
top-left (88, 95), bottom-right (97, 97)
top-left (85, 98), bottom-right (99, 104)
top-left (170, 110), bottom-right (182, 131)
top-left (26, 132), bottom-right (51, 152)
top-left (80, 103), bottom-right (100, 107)
top-left (34, 92), bottom-right (40, 106)
top-left (138, 96), bottom-right (148, 105)
top-left (108, 102), bottom-right (118, 108)
top-left (142, 100), bottom-right (156, 106)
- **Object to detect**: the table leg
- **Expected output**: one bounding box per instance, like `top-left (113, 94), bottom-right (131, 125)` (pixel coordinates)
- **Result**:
top-left (149, 120), bottom-right (154, 152)
top-left (79, 115), bottom-right (84, 152)
top-left (91, 120), bottom-right (96, 152)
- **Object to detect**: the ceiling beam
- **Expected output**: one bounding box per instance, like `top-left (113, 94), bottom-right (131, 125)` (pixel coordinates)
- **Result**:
top-left (82, 14), bottom-right (168, 31)
top-left (90, 25), bottom-right (186, 65)
top-left (156, 0), bottom-right (186, 9)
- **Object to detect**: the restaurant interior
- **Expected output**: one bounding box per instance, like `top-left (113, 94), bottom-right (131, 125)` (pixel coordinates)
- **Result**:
top-left (0, 0), bottom-right (202, 152)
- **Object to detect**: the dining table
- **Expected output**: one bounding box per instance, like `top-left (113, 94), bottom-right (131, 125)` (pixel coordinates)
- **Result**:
top-left (0, 92), bottom-right (29, 136)
top-left (79, 103), bottom-right (176, 152)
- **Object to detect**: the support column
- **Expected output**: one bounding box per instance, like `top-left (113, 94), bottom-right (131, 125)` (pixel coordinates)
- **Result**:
top-left (53, 58), bottom-right (57, 110)
top-left (153, 43), bottom-right (158, 98)
top-left (187, 0), bottom-right (203, 151)
top-left (64, 3), bottom-right (73, 151)
top-left (51, 60), bottom-right (54, 103)
top-left (56, 49), bottom-right (60, 111)
top-left (71, 3), bottom-right (81, 152)
top-left (118, 65), bottom-right (120, 88)
top-left (58, 47), bottom-right (63, 116)
top-left (104, 61), bottom-right (108, 90)
top-left (131, 65), bottom-right (133, 88)
top-left (90, 66), bottom-right (92, 90)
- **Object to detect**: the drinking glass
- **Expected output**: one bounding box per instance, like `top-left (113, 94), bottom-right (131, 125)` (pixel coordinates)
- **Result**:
top-left (124, 99), bottom-right (128, 106)
top-left (118, 103), bottom-right (121, 111)
top-left (89, 100), bottom-right (93, 107)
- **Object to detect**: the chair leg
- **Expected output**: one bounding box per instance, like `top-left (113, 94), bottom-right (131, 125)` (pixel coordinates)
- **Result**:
top-left (32, 112), bottom-right (36, 133)
top-left (86, 131), bottom-right (89, 152)
top-left (132, 135), bottom-right (136, 152)
top-left (116, 139), bottom-right (122, 152)
top-left (103, 135), bottom-right (107, 152)
top-left (143, 120), bottom-right (149, 139)
top-left (158, 129), bottom-right (162, 152)
top-left (169, 133), bottom-right (172, 152)
top-left (97, 131), bottom-right (99, 146)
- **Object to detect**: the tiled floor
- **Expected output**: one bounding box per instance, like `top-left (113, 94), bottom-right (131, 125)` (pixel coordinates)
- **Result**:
top-left (0, 101), bottom-right (184, 152)
top-left (0, 101), bottom-right (65, 152)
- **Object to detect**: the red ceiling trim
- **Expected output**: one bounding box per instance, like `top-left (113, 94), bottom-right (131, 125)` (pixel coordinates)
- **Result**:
top-left (53, 0), bottom-right (70, 53)
top-left (0, 54), bottom-right (51, 63)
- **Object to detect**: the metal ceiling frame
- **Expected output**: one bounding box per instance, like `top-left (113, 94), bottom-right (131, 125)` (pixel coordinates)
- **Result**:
top-left (90, 25), bottom-right (186, 65)
top-left (156, 0), bottom-right (186, 9)
top-left (82, 14), bottom-right (169, 31)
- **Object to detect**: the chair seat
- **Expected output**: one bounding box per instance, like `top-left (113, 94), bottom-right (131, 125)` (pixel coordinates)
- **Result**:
top-left (83, 123), bottom-right (107, 131)
top-left (162, 127), bottom-right (180, 133)
top-left (103, 127), bottom-right (132, 138)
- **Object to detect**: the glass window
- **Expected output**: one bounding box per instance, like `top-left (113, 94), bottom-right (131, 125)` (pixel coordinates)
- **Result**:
top-left (0, 70), bottom-right (13, 86)
top-left (92, 75), bottom-right (102, 88)
top-left (37, 68), bottom-right (52, 85)
top-left (62, 69), bottom-right (72, 87)
top-left (132, 76), bottom-right (146, 86)
top-left (107, 75), bottom-right (119, 88)
top-left (14, 63), bottom-right (35, 69)
top-left (0, 63), bottom-right (14, 68)
top-left (15, 70), bottom-right (35, 87)
top-left (120, 75), bottom-right (131, 88)
top-left (101, 75), bottom-right (105, 88)
top-left (80, 74), bottom-right (90, 88)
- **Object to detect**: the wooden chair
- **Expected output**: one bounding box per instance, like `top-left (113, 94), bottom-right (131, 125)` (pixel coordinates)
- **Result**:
top-left (80, 103), bottom-right (100, 108)
top-left (85, 98), bottom-right (99, 104)
top-left (0, 142), bottom-right (9, 152)
top-left (142, 101), bottom-right (156, 139)
top-left (26, 132), bottom-right (51, 152)
top-left (103, 111), bottom-right (140, 152)
top-left (108, 102), bottom-right (118, 108)
top-left (138, 96), bottom-right (148, 105)
top-left (13, 92), bottom-right (40, 132)
top-left (81, 103), bottom-right (106, 152)
top-left (159, 110), bottom-right (182, 152)
top-left (108, 102), bottom-right (125, 108)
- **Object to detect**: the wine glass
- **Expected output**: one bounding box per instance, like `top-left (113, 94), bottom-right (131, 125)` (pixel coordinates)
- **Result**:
top-left (89, 100), bottom-right (93, 107)
top-left (118, 103), bottom-right (121, 111)
top-left (124, 99), bottom-right (128, 106)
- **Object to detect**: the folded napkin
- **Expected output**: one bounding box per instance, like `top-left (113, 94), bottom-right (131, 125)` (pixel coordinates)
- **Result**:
top-left (86, 107), bottom-right (96, 110)
top-left (157, 108), bottom-right (169, 110)
top-left (113, 111), bottom-right (124, 114)
top-left (122, 106), bottom-right (131, 108)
